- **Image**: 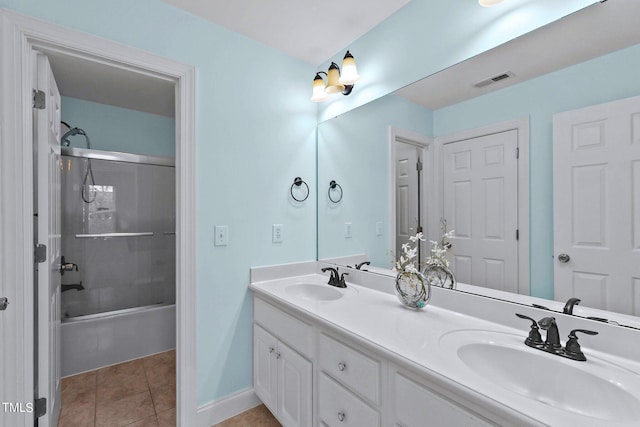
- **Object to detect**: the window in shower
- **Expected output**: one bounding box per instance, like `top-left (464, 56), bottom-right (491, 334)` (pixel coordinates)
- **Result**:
top-left (60, 153), bottom-right (176, 318)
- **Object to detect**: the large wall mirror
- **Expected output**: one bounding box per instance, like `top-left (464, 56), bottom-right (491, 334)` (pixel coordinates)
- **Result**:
top-left (317, 1), bottom-right (640, 327)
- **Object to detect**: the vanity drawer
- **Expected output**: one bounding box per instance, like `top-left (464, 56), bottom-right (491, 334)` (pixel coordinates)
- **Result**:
top-left (318, 373), bottom-right (379, 427)
top-left (254, 297), bottom-right (313, 358)
top-left (318, 333), bottom-right (381, 404)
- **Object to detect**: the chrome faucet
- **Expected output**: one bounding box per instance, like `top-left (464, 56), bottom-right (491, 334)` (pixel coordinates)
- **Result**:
top-left (321, 267), bottom-right (348, 288)
top-left (516, 313), bottom-right (598, 361)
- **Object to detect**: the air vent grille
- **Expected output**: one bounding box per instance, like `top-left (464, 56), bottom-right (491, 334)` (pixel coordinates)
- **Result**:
top-left (474, 71), bottom-right (513, 88)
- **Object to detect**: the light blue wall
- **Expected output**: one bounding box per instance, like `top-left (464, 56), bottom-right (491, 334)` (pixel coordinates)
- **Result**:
top-left (433, 43), bottom-right (640, 299)
top-left (61, 97), bottom-right (175, 157)
top-left (318, 94), bottom-right (432, 267)
top-left (317, 0), bottom-right (596, 122)
top-left (0, 0), bottom-right (317, 405)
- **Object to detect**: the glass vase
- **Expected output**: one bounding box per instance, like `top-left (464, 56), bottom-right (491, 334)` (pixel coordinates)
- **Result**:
top-left (423, 262), bottom-right (456, 290)
top-left (395, 271), bottom-right (431, 309)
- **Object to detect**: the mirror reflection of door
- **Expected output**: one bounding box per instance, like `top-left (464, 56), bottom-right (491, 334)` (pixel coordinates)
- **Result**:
top-left (395, 142), bottom-right (423, 265)
top-left (553, 95), bottom-right (640, 316)
top-left (442, 129), bottom-right (519, 292)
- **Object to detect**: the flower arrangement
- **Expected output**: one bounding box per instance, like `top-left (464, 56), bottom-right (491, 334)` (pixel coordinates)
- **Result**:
top-left (426, 220), bottom-right (455, 268)
top-left (392, 232), bottom-right (429, 309)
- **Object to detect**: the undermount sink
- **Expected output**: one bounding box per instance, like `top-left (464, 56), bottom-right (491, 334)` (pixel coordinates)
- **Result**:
top-left (440, 330), bottom-right (640, 423)
top-left (284, 283), bottom-right (345, 301)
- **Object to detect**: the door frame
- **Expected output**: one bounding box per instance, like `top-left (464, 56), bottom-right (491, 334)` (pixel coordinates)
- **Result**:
top-left (435, 118), bottom-right (530, 295)
top-left (0, 9), bottom-right (197, 426)
top-left (388, 126), bottom-right (433, 259)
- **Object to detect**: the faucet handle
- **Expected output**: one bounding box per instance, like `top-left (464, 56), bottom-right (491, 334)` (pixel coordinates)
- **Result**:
top-left (515, 313), bottom-right (543, 345)
top-left (565, 329), bottom-right (598, 361)
top-left (339, 272), bottom-right (349, 288)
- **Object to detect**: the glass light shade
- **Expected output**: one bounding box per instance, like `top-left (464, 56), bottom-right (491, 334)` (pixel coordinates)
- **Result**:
top-left (310, 74), bottom-right (329, 102)
top-left (479, 0), bottom-right (504, 6)
top-left (338, 51), bottom-right (360, 85)
top-left (325, 62), bottom-right (345, 94)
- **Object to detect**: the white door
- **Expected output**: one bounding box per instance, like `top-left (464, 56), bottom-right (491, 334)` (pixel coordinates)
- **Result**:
top-left (396, 142), bottom-right (421, 262)
top-left (553, 95), bottom-right (640, 315)
top-left (442, 130), bottom-right (519, 292)
top-left (34, 52), bottom-right (62, 427)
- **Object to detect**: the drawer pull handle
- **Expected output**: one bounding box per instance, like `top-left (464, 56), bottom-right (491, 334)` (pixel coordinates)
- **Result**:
top-left (338, 362), bottom-right (346, 371)
top-left (337, 411), bottom-right (346, 422)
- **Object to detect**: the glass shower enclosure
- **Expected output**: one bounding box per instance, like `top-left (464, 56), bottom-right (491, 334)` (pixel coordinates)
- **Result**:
top-left (60, 147), bottom-right (176, 320)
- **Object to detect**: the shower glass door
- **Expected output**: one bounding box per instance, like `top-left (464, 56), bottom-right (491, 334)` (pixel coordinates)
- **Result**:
top-left (60, 153), bottom-right (176, 319)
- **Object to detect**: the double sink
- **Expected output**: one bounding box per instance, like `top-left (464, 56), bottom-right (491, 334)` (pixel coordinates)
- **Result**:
top-left (281, 281), bottom-right (640, 424)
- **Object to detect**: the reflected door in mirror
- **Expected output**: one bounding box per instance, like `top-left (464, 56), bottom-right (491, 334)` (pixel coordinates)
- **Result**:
top-left (443, 129), bottom-right (519, 292)
top-left (553, 95), bottom-right (640, 316)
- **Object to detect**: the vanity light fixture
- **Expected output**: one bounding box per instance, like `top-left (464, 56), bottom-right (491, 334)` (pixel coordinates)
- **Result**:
top-left (479, 0), bottom-right (505, 6)
top-left (311, 51), bottom-right (360, 102)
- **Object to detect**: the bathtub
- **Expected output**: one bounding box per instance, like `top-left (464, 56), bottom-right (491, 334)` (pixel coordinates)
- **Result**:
top-left (61, 303), bottom-right (176, 377)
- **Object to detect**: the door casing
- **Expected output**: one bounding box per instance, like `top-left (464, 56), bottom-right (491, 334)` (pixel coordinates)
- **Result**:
top-left (0, 10), bottom-right (197, 426)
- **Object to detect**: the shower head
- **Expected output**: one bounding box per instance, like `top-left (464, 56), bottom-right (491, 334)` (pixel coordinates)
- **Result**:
top-left (61, 127), bottom-right (87, 147)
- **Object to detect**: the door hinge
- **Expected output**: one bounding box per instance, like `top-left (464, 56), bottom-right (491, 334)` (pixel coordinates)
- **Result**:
top-left (416, 159), bottom-right (423, 171)
top-left (35, 397), bottom-right (46, 418)
top-left (516, 147), bottom-right (520, 159)
top-left (33, 89), bottom-right (46, 109)
top-left (516, 229), bottom-right (520, 241)
top-left (35, 244), bottom-right (47, 263)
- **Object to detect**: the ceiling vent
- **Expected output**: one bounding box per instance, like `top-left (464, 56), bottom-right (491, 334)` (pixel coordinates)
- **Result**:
top-left (474, 71), bottom-right (513, 88)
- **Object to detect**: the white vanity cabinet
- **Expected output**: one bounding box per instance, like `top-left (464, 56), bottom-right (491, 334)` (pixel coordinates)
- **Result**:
top-left (254, 298), bottom-right (313, 427)
top-left (252, 291), bottom-right (504, 427)
top-left (317, 333), bottom-right (382, 426)
top-left (389, 366), bottom-right (496, 427)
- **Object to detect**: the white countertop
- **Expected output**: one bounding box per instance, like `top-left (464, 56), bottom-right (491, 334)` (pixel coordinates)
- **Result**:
top-left (250, 273), bottom-right (640, 427)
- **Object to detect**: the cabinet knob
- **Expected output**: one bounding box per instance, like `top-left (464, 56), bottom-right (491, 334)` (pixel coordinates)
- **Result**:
top-left (269, 347), bottom-right (275, 354)
top-left (338, 362), bottom-right (346, 371)
top-left (275, 352), bottom-right (281, 359)
top-left (337, 411), bottom-right (346, 422)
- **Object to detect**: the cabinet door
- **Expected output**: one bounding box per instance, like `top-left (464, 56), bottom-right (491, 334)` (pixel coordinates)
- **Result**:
top-left (278, 342), bottom-right (312, 427)
top-left (391, 372), bottom-right (494, 427)
top-left (254, 325), bottom-right (278, 415)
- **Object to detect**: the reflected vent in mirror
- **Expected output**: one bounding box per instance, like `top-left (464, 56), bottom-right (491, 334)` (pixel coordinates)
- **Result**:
top-left (474, 71), bottom-right (513, 88)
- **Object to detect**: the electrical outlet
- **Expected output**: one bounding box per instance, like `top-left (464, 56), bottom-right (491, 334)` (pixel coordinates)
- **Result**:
top-left (214, 225), bottom-right (229, 246)
top-left (345, 222), bottom-right (352, 239)
top-left (272, 224), bottom-right (283, 243)
top-left (376, 221), bottom-right (383, 236)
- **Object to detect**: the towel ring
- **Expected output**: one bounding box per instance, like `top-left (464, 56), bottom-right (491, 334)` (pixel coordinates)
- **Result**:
top-left (328, 180), bottom-right (343, 203)
top-left (290, 177), bottom-right (309, 202)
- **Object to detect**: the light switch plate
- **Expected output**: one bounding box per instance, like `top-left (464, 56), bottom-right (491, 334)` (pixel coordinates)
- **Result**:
top-left (272, 224), bottom-right (283, 243)
top-left (376, 221), bottom-right (383, 236)
top-left (345, 222), bottom-right (352, 239)
top-left (214, 225), bottom-right (229, 246)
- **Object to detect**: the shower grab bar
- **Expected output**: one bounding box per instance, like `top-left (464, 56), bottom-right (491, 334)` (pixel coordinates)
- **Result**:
top-left (75, 232), bottom-right (154, 238)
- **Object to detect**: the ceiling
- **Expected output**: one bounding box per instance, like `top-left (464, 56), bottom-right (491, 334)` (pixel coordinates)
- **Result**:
top-left (161, 0), bottom-right (411, 65)
top-left (46, 0), bottom-right (409, 118)
top-left (396, 1), bottom-right (640, 110)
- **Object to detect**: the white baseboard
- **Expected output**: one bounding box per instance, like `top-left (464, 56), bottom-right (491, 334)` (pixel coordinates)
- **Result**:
top-left (197, 388), bottom-right (262, 427)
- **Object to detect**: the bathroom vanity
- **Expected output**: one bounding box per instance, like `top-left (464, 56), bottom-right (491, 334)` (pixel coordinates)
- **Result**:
top-left (250, 264), bottom-right (640, 427)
